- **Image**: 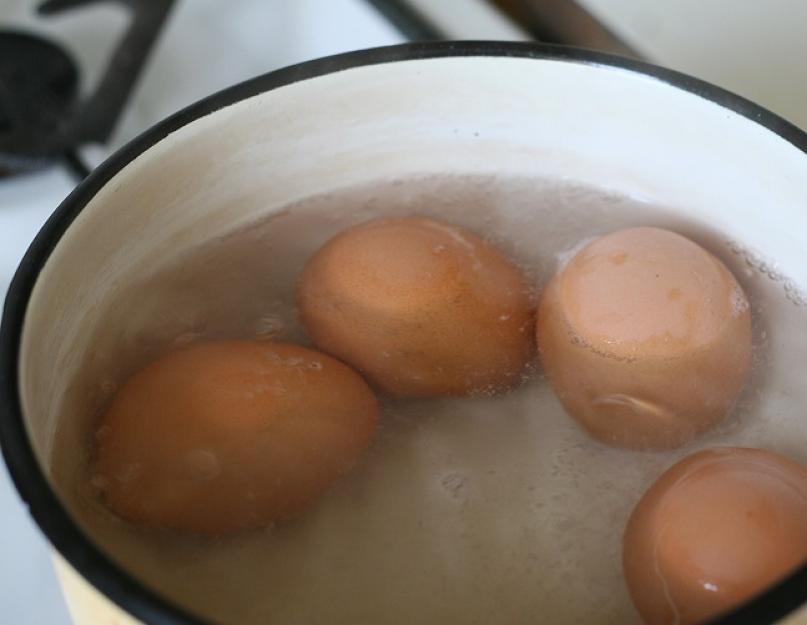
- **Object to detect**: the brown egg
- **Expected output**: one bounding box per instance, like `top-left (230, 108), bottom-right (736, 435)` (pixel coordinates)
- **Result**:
top-left (537, 227), bottom-right (751, 450)
top-left (623, 447), bottom-right (807, 625)
top-left (297, 216), bottom-right (533, 397)
top-left (93, 341), bottom-right (378, 534)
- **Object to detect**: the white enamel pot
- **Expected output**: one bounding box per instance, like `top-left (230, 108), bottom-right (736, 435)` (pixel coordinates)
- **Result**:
top-left (1, 42), bottom-right (806, 625)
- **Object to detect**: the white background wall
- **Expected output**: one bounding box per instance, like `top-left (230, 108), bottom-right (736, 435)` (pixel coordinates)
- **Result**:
top-left (579, 0), bottom-right (807, 129)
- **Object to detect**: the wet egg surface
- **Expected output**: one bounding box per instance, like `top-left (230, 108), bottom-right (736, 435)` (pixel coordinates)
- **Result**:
top-left (537, 227), bottom-right (752, 450)
top-left (298, 216), bottom-right (534, 397)
top-left (93, 341), bottom-right (378, 534)
top-left (623, 447), bottom-right (807, 625)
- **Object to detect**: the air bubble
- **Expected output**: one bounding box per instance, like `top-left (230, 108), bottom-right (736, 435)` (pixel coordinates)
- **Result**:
top-left (255, 315), bottom-right (284, 340)
top-left (730, 287), bottom-right (750, 317)
top-left (173, 331), bottom-right (200, 347)
top-left (99, 379), bottom-right (117, 394)
top-left (785, 280), bottom-right (807, 307)
top-left (728, 240), bottom-right (806, 308)
top-left (440, 472), bottom-right (468, 500)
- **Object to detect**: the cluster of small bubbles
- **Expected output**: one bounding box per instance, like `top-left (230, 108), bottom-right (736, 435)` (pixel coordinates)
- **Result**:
top-left (727, 240), bottom-right (744, 255)
top-left (115, 462), bottom-right (143, 483)
top-left (760, 262), bottom-right (783, 281)
top-left (519, 369), bottom-right (535, 387)
top-left (471, 384), bottom-right (501, 398)
top-left (569, 332), bottom-right (587, 348)
top-left (254, 314), bottom-right (284, 340)
top-left (728, 239), bottom-right (806, 307)
top-left (258, 352), bottom-right (282, 370)
top-left (440, 472), bottom-right (468, 501)
top-left (99, 379), bottom-right (118, 397)
top-left (784, 280), bottom-right (807, 307)
top-left (730, 287), bottom-right (750, 317)
top-left (172, 331), bottom-right (201, 347)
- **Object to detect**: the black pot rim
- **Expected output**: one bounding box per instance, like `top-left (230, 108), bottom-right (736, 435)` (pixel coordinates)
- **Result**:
top-left (1, 41), bottom-right (806, 625)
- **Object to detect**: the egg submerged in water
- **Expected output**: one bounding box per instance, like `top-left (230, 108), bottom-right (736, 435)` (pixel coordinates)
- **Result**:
top-left (623, 447), bottom-right (807, 625)
top-left (92, 341), bottom-right (378, 534)
top-left (537, 227), bottom-right (752, 450)
top-left (297, 216), bottom-right (534, 397)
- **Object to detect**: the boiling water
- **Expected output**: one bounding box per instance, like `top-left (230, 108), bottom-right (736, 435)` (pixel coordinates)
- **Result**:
top-left (52, 174), bottom-right (807, 625)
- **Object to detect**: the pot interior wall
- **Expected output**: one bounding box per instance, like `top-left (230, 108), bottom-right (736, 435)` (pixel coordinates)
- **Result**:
top-left (14, 54), bottom-right (807, 624)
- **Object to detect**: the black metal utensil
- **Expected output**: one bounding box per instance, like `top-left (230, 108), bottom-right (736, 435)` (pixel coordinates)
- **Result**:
top-left (0, 0), bottom-right (175, 180)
